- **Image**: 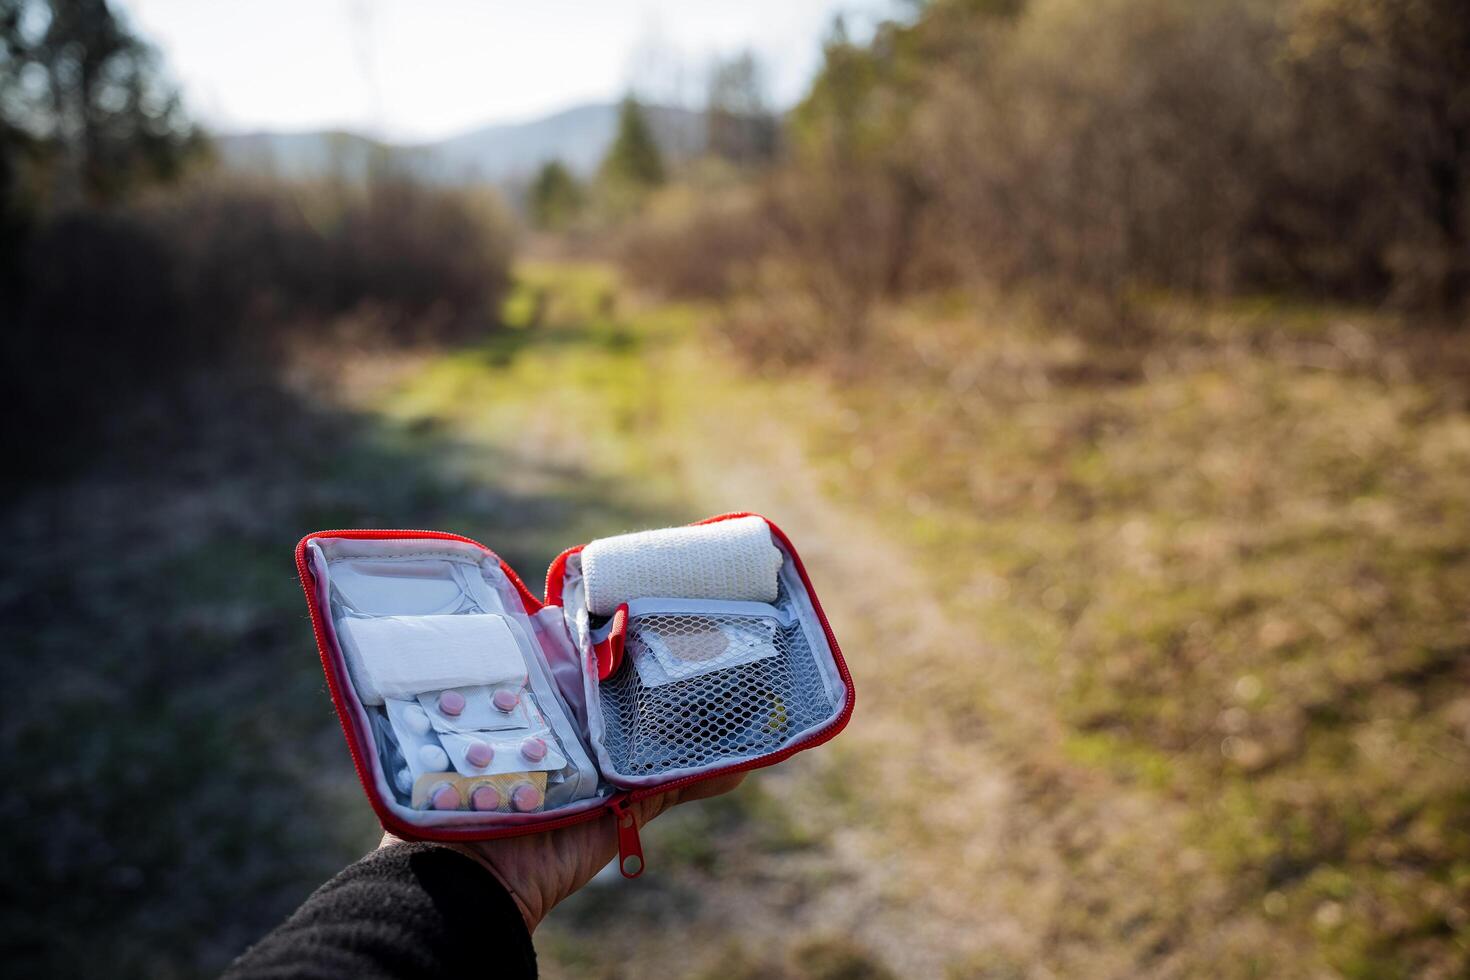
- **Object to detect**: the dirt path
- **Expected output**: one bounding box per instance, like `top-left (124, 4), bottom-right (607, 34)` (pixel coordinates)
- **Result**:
top-left (586, 367), bottom-right (1268, 979)
top-left (353, 275), bottom-right (1303, 978)
top-left (321, 266), bottom-right (1318, 978)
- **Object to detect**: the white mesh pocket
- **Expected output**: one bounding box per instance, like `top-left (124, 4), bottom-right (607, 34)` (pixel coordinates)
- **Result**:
top-left (597, 607), bottom-right (838, 778)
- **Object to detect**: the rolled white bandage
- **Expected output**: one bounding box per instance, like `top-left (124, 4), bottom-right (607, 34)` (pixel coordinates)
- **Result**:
top-left (581, 516), bottom-right (783, 616)
top-left (337, 613), bottom-right (528, 705)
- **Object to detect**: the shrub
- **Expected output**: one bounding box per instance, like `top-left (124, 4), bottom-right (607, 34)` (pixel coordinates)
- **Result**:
top-left (3, 174), bottom-right (515, 479)
top-left (620, 168), bottom-right (918, 364)
top-left (617, 183), bottom-right (770, 300)
top-left (916, 0), bottom-right (1286, 299)
top-left (664, 0), bottom-right (1469, 375)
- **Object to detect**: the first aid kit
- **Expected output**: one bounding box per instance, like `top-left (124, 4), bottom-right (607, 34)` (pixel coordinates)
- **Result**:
top-left (295, 513), bottom-right (853, 877)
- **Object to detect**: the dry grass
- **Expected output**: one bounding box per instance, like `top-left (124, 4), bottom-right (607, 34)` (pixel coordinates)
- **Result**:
top-left (6, 262), bottom-right (1465, 977)
top-left (348, 264), bottom-right (1470, 977)
top-left (794, 292), bottom-right (1470, 978)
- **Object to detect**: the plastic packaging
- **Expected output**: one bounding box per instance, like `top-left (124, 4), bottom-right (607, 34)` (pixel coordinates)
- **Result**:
top-left (416, 684), bottom-right (536, 734)
top-left (386, 697), bottom-right (454, 782)
top-left (439, 729), bottom-right (567, 778)
top-left (628, 614), bottom-right (780, 688)
top-left (337, 612), bottom-right (529, 705)
top-left (410, 771), bottom-right (549, 813)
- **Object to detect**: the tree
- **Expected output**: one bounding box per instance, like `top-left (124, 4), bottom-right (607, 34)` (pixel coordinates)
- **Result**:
top-left (598, 95), bottom-right (664, 208)
top-left (0, 0), bottom-right (200, 209)
top-left (705, 50), bottom-right (777, 167)
top-left (790, 15), bottom-right (888, 166)
top-left (1285, 0), bottom-right (1470, 310)
top-left (528, 159), bottom-right (583, 231)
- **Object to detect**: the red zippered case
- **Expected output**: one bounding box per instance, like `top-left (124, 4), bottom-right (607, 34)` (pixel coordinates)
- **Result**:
top-left (294, 512), bottom-right (854, 877)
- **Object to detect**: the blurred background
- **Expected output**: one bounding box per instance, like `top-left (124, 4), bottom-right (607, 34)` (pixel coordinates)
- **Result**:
top-left (2, 0), bottom-right (1467, 976)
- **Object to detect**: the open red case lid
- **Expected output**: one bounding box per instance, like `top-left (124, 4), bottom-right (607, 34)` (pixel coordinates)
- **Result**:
top-left (294, 512), bottom-right (854, 877)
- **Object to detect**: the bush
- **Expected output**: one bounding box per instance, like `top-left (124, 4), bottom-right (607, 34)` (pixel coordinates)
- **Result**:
top-left (922, 0), bottom-right (1467, 312)
top-left (916, 0), bottom-right (1286, 299)
top-left (2, 174), bottom-right (515, 479)
top-left (619, 170), bottom-right (918, 365)
top-left (635, 0), bottom-right (1468, 374)
top-left (616, 183), bottom-right (770, 300)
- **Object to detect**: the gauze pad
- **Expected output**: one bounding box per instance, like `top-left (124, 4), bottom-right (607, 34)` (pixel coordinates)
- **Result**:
top-left (629, 616), bottom-right (779, 688)
top-left (581, 516), bottom-right (783, 616)
top-left (337, 613), bottom-right (529, 705)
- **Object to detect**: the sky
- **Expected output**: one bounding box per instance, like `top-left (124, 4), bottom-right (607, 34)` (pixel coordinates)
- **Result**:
top-left (116, 0), bottom-right (889, 143)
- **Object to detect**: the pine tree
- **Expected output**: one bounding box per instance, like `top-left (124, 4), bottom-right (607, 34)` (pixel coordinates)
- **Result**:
top-left (598, 96), bottom-right (664, 206)
top-left (528, 159), bottom-right (584, 231)
top-left (706, 50), bottom-right (777, 167)
top-left (0, 0), bottom-right (200, 208)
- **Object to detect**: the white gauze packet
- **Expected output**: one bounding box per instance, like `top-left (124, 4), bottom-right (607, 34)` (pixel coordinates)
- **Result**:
top-left (337, 613), bottom-right (528, 705)
top-left (629, 616), bottom-right (780, 688)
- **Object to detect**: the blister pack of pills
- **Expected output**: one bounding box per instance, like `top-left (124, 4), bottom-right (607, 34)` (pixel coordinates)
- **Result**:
top-left (416, 685), bottom-right (536, 734)
top-left (372, 663), bottom-right (581, 812)
top-left (411, 771), bottom-right (549, 813)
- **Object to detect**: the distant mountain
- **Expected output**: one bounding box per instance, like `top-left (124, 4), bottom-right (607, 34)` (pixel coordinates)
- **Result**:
top-left (211, 130), bottom-right (396, 181)
top-left (213, 102), bottom-right (706, 186)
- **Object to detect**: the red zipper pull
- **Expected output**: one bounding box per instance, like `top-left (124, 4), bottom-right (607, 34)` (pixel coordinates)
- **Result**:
top-left (592, 603), bottom-right (629, 680)
top-left (610, 797), bottom-right (645, 878)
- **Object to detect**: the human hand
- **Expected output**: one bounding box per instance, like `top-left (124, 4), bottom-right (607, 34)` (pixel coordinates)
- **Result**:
top-left (380, 772), bottom-right (745, 932)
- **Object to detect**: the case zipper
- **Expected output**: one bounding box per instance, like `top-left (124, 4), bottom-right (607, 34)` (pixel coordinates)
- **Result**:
top-left (608, 795), bottom-right (646, 878)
